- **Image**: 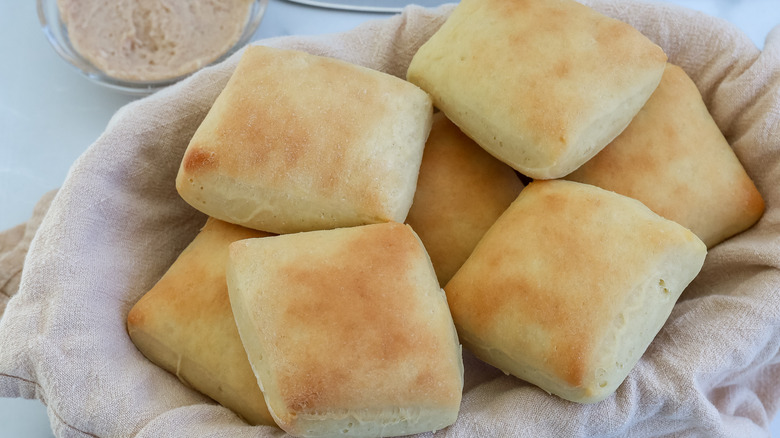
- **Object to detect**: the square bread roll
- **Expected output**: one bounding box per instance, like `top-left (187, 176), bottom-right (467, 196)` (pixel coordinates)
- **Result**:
top-left (126, 218), bottom-right (275, 426)
top-left (407, 0), bottom-right (667, 179)
top-left (227, 222), bottom-right (463, 437)
top-left (565, 63), bottom-right (765, 248)
top-left (176, 45), bottom-right (433, 234)
top-left (444, 180), bottom-right (707, 404)
top-left (406, 112), bottom-right (524, 286)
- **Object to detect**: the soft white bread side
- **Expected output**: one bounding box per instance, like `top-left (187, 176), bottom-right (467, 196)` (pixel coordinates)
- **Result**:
top-left (444, 180), bottom-right (706, 403)
top-left (407, 0), bottom-right (667, 179)
top-left (177, 45), bottom-right (433, 234)
top-left (227, 222), bottom-right (463, 437)
top-left (565, 63), bottom-right (765, 248)
top-left (126, 218), bottom-right (275, 426)
top-left (406, 112), bottom-right (523, 286)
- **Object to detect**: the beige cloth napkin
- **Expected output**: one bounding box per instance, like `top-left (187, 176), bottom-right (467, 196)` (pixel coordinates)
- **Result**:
top-left (0, 190), bottom-right (57, 315)
top-left (1, 2), bottom-right (779, 437)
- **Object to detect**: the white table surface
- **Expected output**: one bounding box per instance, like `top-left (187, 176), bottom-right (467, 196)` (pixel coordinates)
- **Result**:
top-left (0, 0), bottom-right (778, 436)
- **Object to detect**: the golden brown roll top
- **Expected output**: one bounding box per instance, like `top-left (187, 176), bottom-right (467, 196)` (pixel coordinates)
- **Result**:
top-left (407, 0), bottom-right (667, 179)
top-left (565, 63), bottom-right (764, 248)
top-left (126, 218), bottom-right (275, 426)
top-left (406, 112), bottom-right (524, 286)
top-left (227, 222), bottom-right (464, 437)
top-left (177, 45), bottom-right (433, 234)
top-left (445, 180), bottom-right (707, 403)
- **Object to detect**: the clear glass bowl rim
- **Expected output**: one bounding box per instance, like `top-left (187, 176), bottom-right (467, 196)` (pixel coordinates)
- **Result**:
top-left (36, 0), bottom-right (269, 96)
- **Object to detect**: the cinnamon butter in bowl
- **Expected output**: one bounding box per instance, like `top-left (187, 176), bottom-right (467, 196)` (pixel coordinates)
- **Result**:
top-left (37, 0), bottom-right (268, 95)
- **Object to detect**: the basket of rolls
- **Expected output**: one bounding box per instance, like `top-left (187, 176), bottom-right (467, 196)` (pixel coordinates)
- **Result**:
top-left (1, 0), bottom-right (778, 436)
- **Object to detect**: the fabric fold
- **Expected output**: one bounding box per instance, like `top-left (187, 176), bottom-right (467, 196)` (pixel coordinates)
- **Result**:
top-left (0, 190), bottom-right (57, 316)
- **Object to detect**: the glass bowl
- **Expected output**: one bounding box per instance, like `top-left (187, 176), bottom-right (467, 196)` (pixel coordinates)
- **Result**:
top-left (37, 0), bottom-right (269, 96)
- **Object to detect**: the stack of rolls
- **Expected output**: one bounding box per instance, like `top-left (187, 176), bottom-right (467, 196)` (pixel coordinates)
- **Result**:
top-left (126, 0), bottom-right (764, 435)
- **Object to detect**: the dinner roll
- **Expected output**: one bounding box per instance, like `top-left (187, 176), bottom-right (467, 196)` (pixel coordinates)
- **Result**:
top-left (126, 218), bottom-right (275, 426)
top-left (444, 180), bottom-right (706, 403)
top-left (407, 0), bottom-right (667, 179)
top-left (227, 222), bottom-right (463, 437)
top-left (406, 112), bottom-right (523, 285)
top-left (565, 63), bottom-right (765, 248)
top-left (177, 45), bottom-right (433, 234)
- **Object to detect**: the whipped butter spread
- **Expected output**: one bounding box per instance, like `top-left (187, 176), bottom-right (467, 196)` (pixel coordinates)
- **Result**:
top-left (57, 0), bottom-right (254, 82)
